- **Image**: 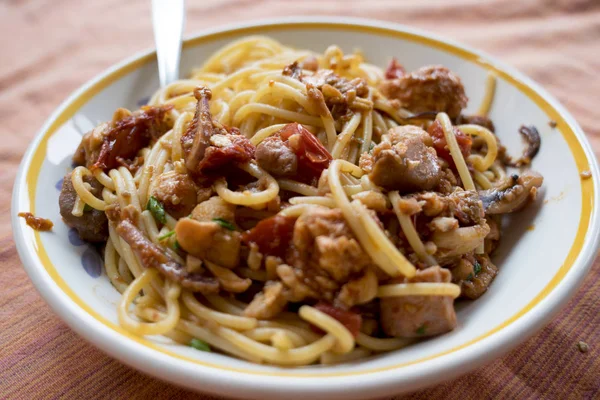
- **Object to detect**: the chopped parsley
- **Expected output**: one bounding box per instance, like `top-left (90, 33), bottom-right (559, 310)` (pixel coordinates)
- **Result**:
top-left (416, 325), bottom-right (427, 335)
top-left (466, 273), bottom-right (474, 281)
top-left (213, 217), bottom-right (236, 231)
top-left (158, 230), bottom-right (175, 241)
top-left (473, 261), bottom-right (482, 276)
top-left (83, 204), bottom-right (93, 213)
top-left (173, 240), bottom-right (181, 252)
top-left (146, 196), bottom-right (166, 224)
top-left (189, 338), bottom-right (211, 352)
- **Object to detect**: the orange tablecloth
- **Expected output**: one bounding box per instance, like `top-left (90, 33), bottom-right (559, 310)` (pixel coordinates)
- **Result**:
top-left (1, 1), bottom-right (599, 398)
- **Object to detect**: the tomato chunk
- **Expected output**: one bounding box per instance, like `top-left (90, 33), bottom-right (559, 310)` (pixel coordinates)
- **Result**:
top-left (241, 215), bottom-right (297, 258)
top-left (428, 120), bottom-right (472, 168)
top-left (278, 123), bottom-right (332, 182)
top-left (92, 106), bottom-right (171, 171)
top-left (314, 302), bottom-right (362, 337)
top-left (197, 133), bottom-right (255, 173)
top-left (384, 58), bottom-right (406, 80)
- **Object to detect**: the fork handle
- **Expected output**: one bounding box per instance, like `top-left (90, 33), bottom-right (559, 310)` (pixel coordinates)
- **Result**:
top-left (152, 0), bottom-right (185, 88)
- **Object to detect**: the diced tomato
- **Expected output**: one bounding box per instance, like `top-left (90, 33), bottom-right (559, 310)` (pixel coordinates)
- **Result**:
top-left (241, 215), bottom-right (297, 258)
top-left (197, 134), bottom-right (255, 173)
top-left (92, 106), bottom-right (171, 171)
top-left (278, 123), bottom-right (332, 181)
top-left (314, 302), bottom-right (362, 338)
top-left (384, 58), bottom-right (406, 80)
top-left (428, 120), bottom-right (472, 168)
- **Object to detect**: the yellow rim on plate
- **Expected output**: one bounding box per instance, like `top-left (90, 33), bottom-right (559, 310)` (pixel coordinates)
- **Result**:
top-left (23, 21), bottom-right (595, 377)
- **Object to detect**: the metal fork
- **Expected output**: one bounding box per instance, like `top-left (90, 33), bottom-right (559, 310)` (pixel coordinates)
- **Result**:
top-left (151, 0), bottom-right (185, 87)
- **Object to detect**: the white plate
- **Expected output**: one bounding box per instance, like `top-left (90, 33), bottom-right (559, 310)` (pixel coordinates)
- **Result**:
top-left (11, 17), bottom-right (600, 399)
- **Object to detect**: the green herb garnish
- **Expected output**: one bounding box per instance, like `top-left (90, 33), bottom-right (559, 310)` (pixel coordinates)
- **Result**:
top-left (213, 218), bottom-right (236, 231)
top-left (158, 230), bottom-right (175, 241)
top-left (173, 240), bottom-right (181, 252)
top-left (83, 204), bottom-right (93, 213)
top-left (146, 196), bottom-right (166, 224)
top-left (416, 325), bottom-right (427, 335)
top-left (189, 338), bottom-right (211, 352)
top-left (466, 273), bottom-right (474, 281)
top-left (473, 261), bottom-right (482, 276)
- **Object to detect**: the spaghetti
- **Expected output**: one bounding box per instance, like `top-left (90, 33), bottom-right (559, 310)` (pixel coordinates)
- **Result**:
top-left (56, 36), bottom-right (543, 366)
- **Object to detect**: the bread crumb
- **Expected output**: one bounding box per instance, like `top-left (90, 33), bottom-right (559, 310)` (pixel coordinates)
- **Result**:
top-left (580, 170), bottom-right (592, 180)
top-left (548, 120), bottom-right (557, 128)
top-left (577, 341), bottom-right (589, 353)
